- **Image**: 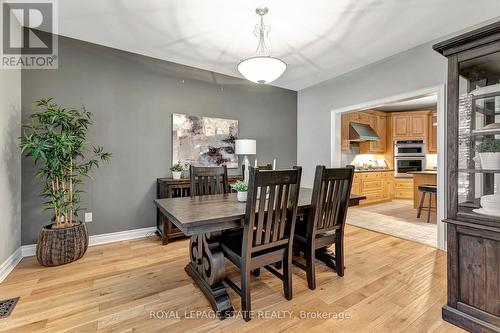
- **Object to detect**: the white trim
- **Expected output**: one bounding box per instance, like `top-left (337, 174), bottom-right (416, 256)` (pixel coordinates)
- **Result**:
top-left (0, 247), bottom-right (22, 283)
top-left (20, 226), bottom-right (157, 258)
top-left (330, 85), bottom-right (447, 251)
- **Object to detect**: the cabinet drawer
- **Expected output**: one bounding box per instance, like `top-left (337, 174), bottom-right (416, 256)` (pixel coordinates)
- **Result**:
top-left (360, 173), bottom-right (382, 181)
top-left (381, 172), bottom-right (394, 179)
top-left (361, 180), bottom-right (382, 191)
top-left (360, 190), bottom-right (383, 204)
top-left (395, 179), bottom-right (413, 188)
top-left (395, 189), bottom-right (413, 199)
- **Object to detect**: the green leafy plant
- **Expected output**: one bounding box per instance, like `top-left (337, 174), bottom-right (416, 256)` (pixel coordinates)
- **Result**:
top-left (476, 138), bottom-right (500, 153)
top-left (20, 97), bottom-right (111, 229)
top-left (170, 161), bottom-right (184, 172)
top-left (230, 180), bottom-right (248, 192)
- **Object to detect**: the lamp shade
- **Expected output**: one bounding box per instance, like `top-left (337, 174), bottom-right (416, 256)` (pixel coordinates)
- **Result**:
top-left (235, 139), bottom-right (256, 155)
top-left (237, 56), bottom-right (287, 84)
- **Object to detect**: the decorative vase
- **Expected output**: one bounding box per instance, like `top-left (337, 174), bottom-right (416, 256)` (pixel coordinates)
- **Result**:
top-left (479, 152), bottom-right (500, 170)
top-left (172, 171), bottom-right (182, 180)
top-left (36, 222), bottom-right (89, 266)
top-left (237, 191), bottom-right (247, 202)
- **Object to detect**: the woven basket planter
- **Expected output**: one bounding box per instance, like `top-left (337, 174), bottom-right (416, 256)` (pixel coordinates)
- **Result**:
top-left (36, 222), bottom-right (89, 266)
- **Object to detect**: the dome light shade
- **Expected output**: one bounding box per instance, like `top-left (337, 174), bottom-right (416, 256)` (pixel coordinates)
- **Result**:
top-left (238, 56), bottom-right (287, 84)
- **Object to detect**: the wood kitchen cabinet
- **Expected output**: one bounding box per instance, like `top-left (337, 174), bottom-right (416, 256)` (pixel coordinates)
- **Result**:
top-left (428, 112), bottom-right (437, 153)
top-left (354, 171), bottom-right (394, 205)
top-left (392, 114), bottom-right (411, 138)
top-left (341, 113), bottom-right (350, 151)
top-left (394, 178), bottom-right (413, 199)
top-left (391, 112), bottom-right (430, 141)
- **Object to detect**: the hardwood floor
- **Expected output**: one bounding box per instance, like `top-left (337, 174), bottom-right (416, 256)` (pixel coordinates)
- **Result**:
top-left (0, 226), bottom-right (463, 332)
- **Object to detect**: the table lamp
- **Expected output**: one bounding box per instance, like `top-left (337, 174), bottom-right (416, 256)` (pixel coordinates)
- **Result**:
top-left (235, 139), bottom-right (256, 183)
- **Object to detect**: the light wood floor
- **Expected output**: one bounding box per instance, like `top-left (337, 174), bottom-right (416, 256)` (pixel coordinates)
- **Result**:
top-left (0, 226), bottom-right (463, 333)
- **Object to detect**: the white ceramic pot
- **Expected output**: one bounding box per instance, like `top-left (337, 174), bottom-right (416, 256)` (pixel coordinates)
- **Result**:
top-left (237, 191), bottom-right (247, 202)
top-left (172, 171), bottom-right (182, 180)
top-left (479, 152), bottom-right (500, 170)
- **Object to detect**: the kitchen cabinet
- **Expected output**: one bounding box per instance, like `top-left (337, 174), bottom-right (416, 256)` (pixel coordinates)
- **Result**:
top-left (428, 112), bottom-right (437, 153)
top-left (341, 110), bottom-right (387, 153)
top-left (382, 172), bottom-right (395, 199)
top-left (394, 178), bottom-right (413, 199)
top-left (391, 112), bottom-right (430, 140)
top-left (392, 115), bottom-right (410, 138)
top-left (341, 113), bottom-right (350, 151)
top-left (354, 171), bottom-right (394, 205)
top-left (410, 114), bottom-right (427, 137)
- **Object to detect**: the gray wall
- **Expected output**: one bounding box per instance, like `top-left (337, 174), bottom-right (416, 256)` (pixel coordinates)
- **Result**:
top-left (297, 41), bottom-right (447, 187)
top-left (0, 67), bottom-right (22, 264)
top-left (21, 36), bottom-right (297, 245)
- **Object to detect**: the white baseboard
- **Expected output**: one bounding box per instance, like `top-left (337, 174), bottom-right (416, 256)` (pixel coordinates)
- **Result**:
top-left (0, 247), bottom-right (23, 283)
top-left (20, 226), bottom-right (157, 257)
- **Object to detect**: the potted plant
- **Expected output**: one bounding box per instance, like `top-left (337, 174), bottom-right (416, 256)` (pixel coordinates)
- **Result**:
top-left (231, 180), bottom-right (248, 202)
top-left (170, 161), bottom-right (184, 180)
top-left (476, 138), bottom-right (500, 169)
top-left (20, 98), bottom-right (111, 266)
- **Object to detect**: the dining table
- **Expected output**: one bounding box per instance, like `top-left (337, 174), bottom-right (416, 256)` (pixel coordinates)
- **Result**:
top-left (154, 187), bottom-right (365, 317)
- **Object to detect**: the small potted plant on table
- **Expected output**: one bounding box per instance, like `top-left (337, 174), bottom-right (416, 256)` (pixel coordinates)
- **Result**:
top-left (231, 180), bottom-right (248, 202)
top-left (20, 98), bottom-right (111, 266)
top-left (170, 161), bottom-right (184, 180)
top-left (476, 137), bottom-right (500, 170)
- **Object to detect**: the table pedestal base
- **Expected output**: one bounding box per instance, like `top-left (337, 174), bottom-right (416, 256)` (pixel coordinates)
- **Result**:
top-left (187, 233), bottom-right (234, 318)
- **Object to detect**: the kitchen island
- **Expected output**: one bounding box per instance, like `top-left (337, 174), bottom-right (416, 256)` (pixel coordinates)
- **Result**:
top-left (408, 171), bottom-right (437, 210)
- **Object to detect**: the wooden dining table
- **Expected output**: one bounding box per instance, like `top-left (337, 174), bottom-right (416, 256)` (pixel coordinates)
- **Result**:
top-left (154, 187), bottom-right (365, 317)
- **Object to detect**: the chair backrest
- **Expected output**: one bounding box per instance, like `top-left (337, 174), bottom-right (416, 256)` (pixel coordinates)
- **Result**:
top-left (242, 166), bottom-right (302, 254)
top-left (241, 163), bottom-right (272, 175)
top-left (307, 165), bottom-right (354, 237)
top-left (189, 165), bottom-right (229, 196)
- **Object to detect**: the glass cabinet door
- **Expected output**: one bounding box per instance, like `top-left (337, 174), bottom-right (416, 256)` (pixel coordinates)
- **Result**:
top-left (458, 52), bottom-right (500, 220)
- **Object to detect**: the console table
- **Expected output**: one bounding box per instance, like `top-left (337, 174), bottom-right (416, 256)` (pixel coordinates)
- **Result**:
top-left (156, 175), bottom-right (243, 244)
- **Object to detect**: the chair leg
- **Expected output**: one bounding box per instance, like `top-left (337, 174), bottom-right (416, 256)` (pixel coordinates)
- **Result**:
top-left (252, 268), bottom-right (260, 277)
top-left (427, 192), bottom-right (432, 223)
top-left (417, 191), bottom-right (426, 219)
top-left (335, 231), bottom-right (345, 277)
top-left (241, 268), bottom-right (251, 321)
top-left (305, 247), bottom-right (316, 290)
top-left (283, 249), bottom-right (292, 300)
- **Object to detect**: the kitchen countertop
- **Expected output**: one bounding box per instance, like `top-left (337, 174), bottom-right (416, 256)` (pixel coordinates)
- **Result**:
top-left (407, 170), bottom-right (437, 175)
top-left (354, 169), bottom-right (394, 173)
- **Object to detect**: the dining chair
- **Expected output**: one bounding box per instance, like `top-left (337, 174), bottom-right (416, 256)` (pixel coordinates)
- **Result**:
top-left (189, 165), bottom-right (229, 196)
top-left (293, 165), bottom-right (354, 290)
top-left (221, 166), bottom-right (302, 321)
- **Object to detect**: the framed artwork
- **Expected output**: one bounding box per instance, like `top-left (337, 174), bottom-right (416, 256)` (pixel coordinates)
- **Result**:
top-left (172, 113), bottom-right (238, 168)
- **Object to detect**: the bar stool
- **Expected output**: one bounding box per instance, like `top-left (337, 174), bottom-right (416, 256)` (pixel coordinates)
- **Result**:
top-left (417, 184), bottom-right (437, 223)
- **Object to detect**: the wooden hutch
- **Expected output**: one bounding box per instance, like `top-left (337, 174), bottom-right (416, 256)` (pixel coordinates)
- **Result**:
top-left (434, 22), bottom-right (500, 332)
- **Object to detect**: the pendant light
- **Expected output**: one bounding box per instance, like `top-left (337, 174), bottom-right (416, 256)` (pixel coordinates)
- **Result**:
top-left (237, 7), bottom-right (286, 84)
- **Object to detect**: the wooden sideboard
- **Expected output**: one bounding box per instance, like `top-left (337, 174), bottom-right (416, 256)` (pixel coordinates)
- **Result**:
top-left (156, 175), bottom-right (243, 244)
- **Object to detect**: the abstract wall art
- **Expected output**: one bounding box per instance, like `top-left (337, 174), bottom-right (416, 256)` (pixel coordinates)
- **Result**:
top-left (172, 113), bottom-right (238, 168)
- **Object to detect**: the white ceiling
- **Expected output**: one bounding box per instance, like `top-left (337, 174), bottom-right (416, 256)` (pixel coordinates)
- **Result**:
top-left (375, 94), bottom-right (437, 111)
top-left (50, 0), bottom-right (500, 90)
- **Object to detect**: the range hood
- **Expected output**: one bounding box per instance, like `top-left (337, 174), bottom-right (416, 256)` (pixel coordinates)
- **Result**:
top-left (349, 122), bottom-right (380, 142)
